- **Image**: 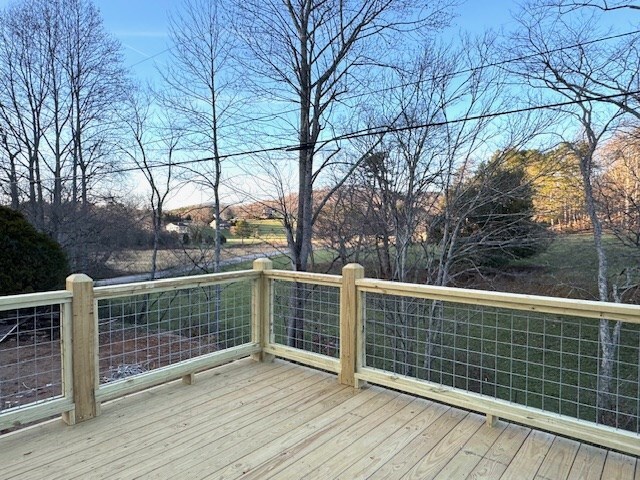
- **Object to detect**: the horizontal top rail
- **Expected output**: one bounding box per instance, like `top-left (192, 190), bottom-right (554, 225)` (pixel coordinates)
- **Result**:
top-left (264, 270), bottom-right (342, 286)
top-left (0, 290), bottom-right (72, 311)
top-left (94, 270), bottom-right (259, 300)
top-left (357, 278), bottom-right (640, 324)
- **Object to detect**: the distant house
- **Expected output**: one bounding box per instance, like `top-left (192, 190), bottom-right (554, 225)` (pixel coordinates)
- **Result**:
top-left (209, 218), bottom-right (231, 230)
top-left (261, 207), bottom-right (275, 219)
top-left (165, 221), bottom-right (191, 234)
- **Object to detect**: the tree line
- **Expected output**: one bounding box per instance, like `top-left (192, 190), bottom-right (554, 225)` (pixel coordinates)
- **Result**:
top-left (1, 0), bottom-right (637, 287)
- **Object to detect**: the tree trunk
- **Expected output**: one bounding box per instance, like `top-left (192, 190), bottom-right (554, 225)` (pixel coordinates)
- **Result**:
top-left (579, 147), bottom-right (621, 422)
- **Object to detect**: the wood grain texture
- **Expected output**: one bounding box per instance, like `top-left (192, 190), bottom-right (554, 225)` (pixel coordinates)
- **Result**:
top-left (0, 359), bottom-right (636, 480)
top-left (65, 273), bottom-right (97, 424)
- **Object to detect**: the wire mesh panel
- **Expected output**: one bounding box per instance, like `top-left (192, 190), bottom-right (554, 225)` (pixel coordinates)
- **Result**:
top-left (364, 291), bottom-right (640, 434)
top-left (0, 305), bottom-right (63, 411)
top-left (97, 280), bottom-right (252, 384)
top-left (272, 280), bottom-right (340, 358)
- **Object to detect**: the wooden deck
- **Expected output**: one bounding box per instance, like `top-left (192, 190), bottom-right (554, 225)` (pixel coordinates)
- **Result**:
top-left (0, 358), bottom-right (637, 480)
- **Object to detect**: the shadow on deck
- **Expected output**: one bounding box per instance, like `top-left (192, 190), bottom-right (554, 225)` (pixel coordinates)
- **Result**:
top-left (0, 358), bottom-right (637, 480)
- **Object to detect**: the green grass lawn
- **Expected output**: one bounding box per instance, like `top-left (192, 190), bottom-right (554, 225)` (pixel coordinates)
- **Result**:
top-left (508, 233), bottom-right (640, 301)
top-left (221, 219), bottom-right (287, 243)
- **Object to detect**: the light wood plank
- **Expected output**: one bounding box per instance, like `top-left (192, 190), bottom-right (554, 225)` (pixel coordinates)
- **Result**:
top-left (433, 451), bottom-right (484, 480)
top-left (468, 457), bottom-right (509, 479)
top-left (535, 436), bottom-right (580, 480)
top-left (206, 388), bottom-right (395, 479)
top-left (65, 273), bottom-right (98, 424)
top-left (480, 422), bottom-right (531, 466)
top-left (338, 263), bottom-right (364, 387)
top-left (0, 360), bottom-right (638, 480)
top-left (262, 344), bottom-right (340, 373)
top-left (264, 270), bottom-right (342, 286)
top-left (362, 408), bottom-right (469, 479)
top-left (356, 278), bottom-right (640, 324)
top-left (0, 359), bottom-right (288, 471)
top-left (396, 413), bottom-right (485, 479)
top-left (357, 367), bottom-right (640, 456)
top-left (134, 382), bottom-right (356, 479)
top-left (433, 420), bottom-right (508, 480)
top-left (566, 441), bottom-right (607, 480)
top-left (251, 258), bottom-right (273, 362)
top-left (96, 343), bottom-right (262, 402)
top-left (466, 423), bottom-right (530, 479)
top-left (602, 451), bottom-right (638, 480)
top-left (0, 398), bottom-right (74, 432)
top-left (267, 394), bottom-right (421, 480)
top-left (64, 372), bottom-right (340, 479)
top-left (5, 362), bottom-right (321, 479)
top-left (241, 390), bottom-right (407, 480)
top-left (93, 270), bottom-right (258, 299)
top-left (336, 400), bottom-right (450, 480)
top-left (500, 430), bottom-right (555, 480)
top-left (0, 290), bottom-right (71, 311)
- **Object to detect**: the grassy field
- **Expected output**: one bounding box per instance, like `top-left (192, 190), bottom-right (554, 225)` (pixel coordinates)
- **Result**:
top-left (504, 233), bottom-right (640, 301)
top-left (221, 219), bottom-right (288, 244)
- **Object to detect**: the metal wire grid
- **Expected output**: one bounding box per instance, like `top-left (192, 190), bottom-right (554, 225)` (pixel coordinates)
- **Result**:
top-left (97, 280), bottom-right (253, 384)
top-left (363, 292), bottom-right (640, 434)
top-left (0, 305), bottom-right (62, 411)
top-left (272, 280), bottom-right (340, 358)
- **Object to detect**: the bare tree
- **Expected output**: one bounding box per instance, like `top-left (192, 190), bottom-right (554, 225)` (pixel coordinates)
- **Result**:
top-left (510, 1), bottom-right (633, 422)
top-left (537, 0), bottom-right (640, 12)
top-left (0, 0), bottom-right (129, 274)
top-left (121, 89), bottom-right (178, 280)
top-left (62, 0), bottom-right (128, 270)
top-left (0, 0), bottom-right (51, 230)
top-left (234, 0), bottom-right (457, 272)
top-left (599, 130), bottom-right (640, 249)
top-left (161, 0), bottom-right (240, 274)
top-left (233, 0), bottom-right (457, 347)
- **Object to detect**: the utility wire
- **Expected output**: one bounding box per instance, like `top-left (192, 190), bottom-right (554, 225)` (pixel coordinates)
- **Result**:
top-left (127, 47), bottom-right (174, 68)
top-left (12, 87), bottom-right (640, 185)
top-left (12, 30), bottom-right (640, 183)
top-left (125, 29), bottom-right (640, 143)
top-left (101, 88), bottom-right (640, 175)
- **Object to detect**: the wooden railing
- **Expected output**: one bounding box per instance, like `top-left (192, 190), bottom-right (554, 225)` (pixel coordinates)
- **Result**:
top-left (0, 259), bottom-right (639, 456)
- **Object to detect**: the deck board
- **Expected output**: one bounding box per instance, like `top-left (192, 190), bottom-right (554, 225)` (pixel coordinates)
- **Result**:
top-left (501, 429), bottom-right (555, 479)
top-left (337, 401), bottom-right (450, 479)
top-left (305, 395), bottom-right (423, 479)
top-left (0, 358), bottom-right (636, 480)
top-left (432, 420), bottom-right (508, 479)
top-left (602, 451), bottom-right (638, 480)
top-left (535, 436), bottom-right (581, 480)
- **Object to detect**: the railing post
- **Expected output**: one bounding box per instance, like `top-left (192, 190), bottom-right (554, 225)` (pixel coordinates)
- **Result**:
top-left (339, 263), bottom-right (365, 388)
top-left (63, 274), bottom-right (99, 425)
top-left (252, 258), bottom-right (274, 362)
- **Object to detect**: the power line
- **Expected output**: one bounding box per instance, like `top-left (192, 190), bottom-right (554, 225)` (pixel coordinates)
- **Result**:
top-left (12, 86), bottom-right (639, 186)
top-left (101, 88), bottom-right (640, 176)
top-left (122, 28), bottom-right (640, 150)
top-left (333, 29), bottom-right (640, 106)
top-left (9, 29), bottom-right (640, 184)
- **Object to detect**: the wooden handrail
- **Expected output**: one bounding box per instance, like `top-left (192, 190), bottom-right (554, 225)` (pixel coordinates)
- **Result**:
top-left (357, 277), bottom-right (640, 324)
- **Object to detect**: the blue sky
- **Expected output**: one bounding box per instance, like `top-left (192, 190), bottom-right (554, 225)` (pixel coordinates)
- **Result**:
top-left (98, 0), bottom-right (519, 83)
top-left (93, 1), bottom-right (531, 207)
top-left (9, 0), bottom-right (627, 208)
